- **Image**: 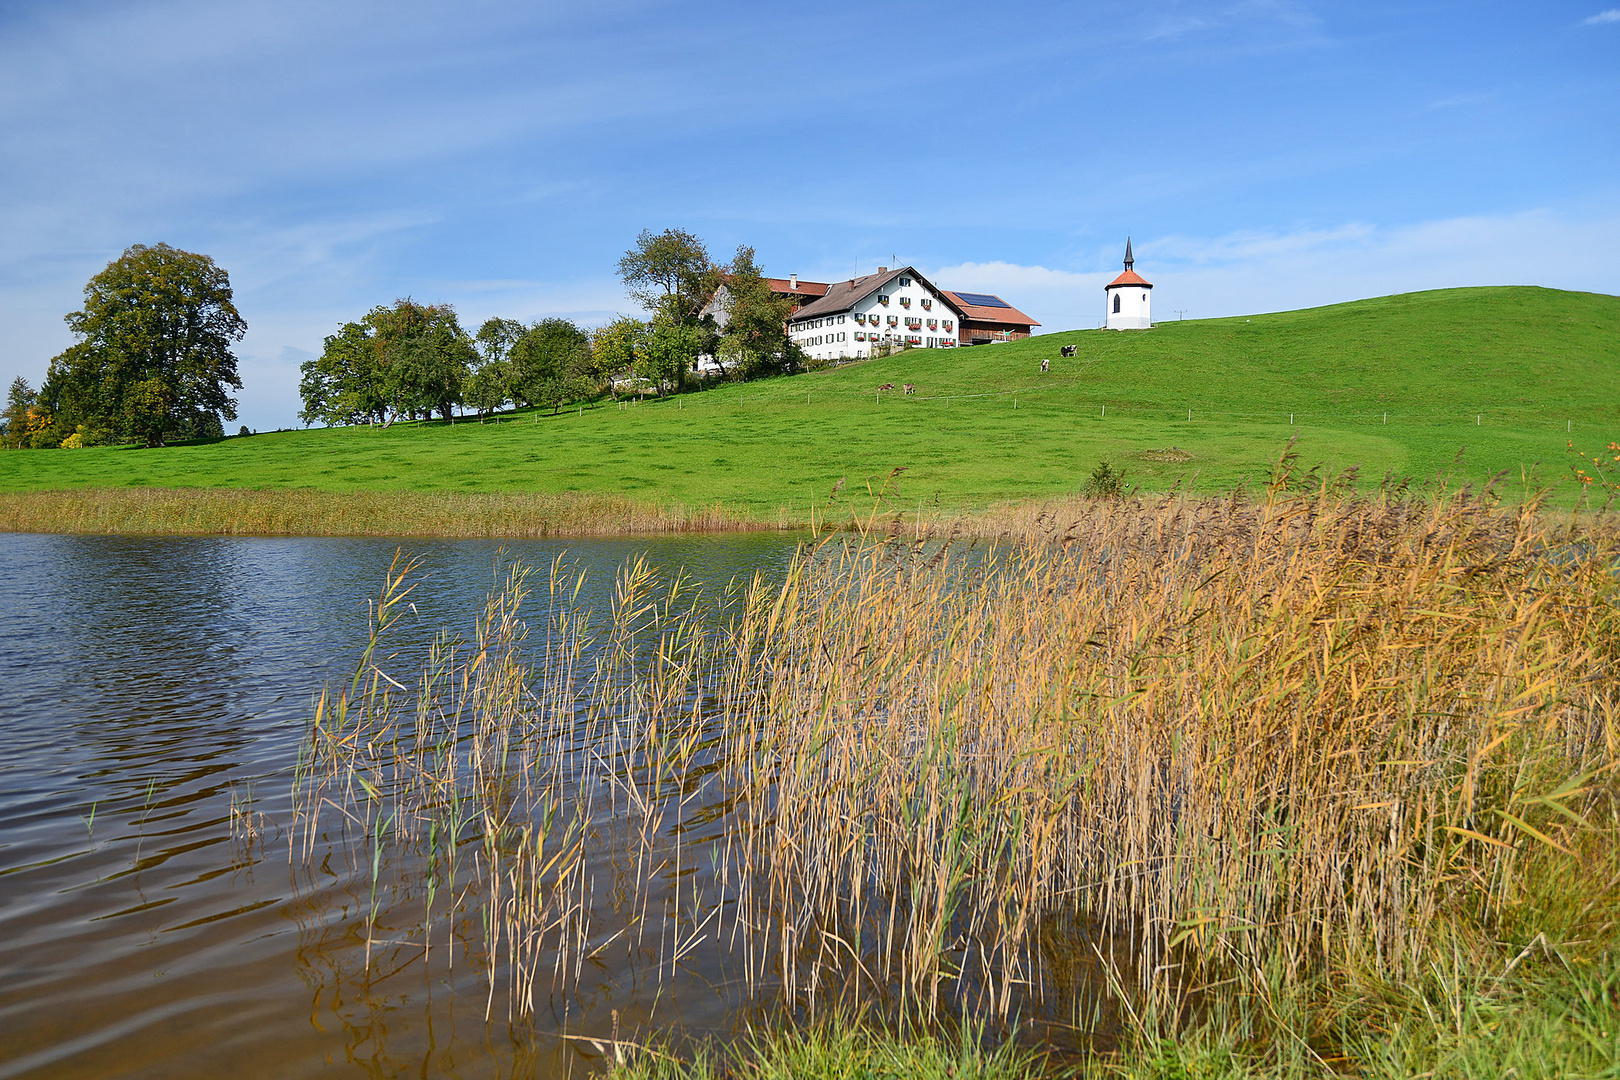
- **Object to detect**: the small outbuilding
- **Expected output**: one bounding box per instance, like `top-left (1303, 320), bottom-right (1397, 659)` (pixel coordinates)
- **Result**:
top-left (1104, 239), bottom-right (1152, 330)
top-left (942, 291), bottom-right (1041, 345)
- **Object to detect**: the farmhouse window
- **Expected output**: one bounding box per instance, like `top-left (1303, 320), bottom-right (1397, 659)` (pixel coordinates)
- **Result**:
top-left (899, 277), bottom-right (911, 286)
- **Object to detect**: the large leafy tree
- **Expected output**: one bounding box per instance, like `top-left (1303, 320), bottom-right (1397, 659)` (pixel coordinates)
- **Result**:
top-left (590, 316), bottom-right (649, 380)
top-left (371, 300), bottom-right (473, 421)
top-left (299, 321), bottom-right (385, 426)
top-left (640, 316), bottom-right (706, 395)
top-left (474, 317), bottom-right (525, 369)
top-left (509, 318), bottom-right (593, 412)
top-left (617, 228), bottom-right (720, 325)
top-left (465, 317), bottom-right (525, 420)
top-left (716, 245), bottom-right (804, 380)
top-left (40, 243), bottom-right (245, 446)
top-left (299, 299), bottom-right (474, 426)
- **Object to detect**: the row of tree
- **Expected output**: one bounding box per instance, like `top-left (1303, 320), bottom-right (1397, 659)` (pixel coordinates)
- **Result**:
top-left (298, 229), bottom-right (808, 427)
top-left (4, 243), bottom-right (245, 449)
top-left (2, 228), bottom-right (810, 447)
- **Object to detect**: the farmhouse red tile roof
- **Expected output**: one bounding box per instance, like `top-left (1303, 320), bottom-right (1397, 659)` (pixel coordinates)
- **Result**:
top-left (766, 277), bottom-right (830, 298)
top-left (942, 292), bottom-right (1041, 327)
top-left (1106, 269), bottom-right (1153, 288)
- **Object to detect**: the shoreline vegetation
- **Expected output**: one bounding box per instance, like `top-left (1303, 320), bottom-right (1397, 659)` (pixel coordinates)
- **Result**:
top-left (291, 485), bottom-right (1620, 1078)
top-left (0, 486), bottom-right (767, 537)
top-left (1, 472), bottom-right (1613, 540)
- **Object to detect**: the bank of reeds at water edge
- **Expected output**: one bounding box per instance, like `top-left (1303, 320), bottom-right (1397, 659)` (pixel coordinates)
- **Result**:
top-left (0, 485), bottom-right (759, 536)
top-left (288, 486), bottom-right (1620, 1076)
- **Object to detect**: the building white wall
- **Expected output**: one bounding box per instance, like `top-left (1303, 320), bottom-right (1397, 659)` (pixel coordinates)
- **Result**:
top-left (788, 272), bottom-right (960, 361)
top-left (1105, 284), bottom-right (1151, 330)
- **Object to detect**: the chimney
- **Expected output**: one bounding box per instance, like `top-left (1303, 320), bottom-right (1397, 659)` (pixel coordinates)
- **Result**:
top-left (789, 274), bottom-right (798, 290)
top-left (878, 266), bottom-right (888, 274)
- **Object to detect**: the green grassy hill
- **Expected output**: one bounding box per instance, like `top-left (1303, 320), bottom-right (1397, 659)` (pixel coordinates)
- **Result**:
top-left (4, 286), bottom-right (1617, 518)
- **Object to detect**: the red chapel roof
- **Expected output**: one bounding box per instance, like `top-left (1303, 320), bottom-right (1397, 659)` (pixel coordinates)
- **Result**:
top-left (1106, 269), bottom-right (1153, 288)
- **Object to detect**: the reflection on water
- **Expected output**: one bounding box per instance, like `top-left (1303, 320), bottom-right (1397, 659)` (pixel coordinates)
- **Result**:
top-left (0, 532), bottom-right (801, 1079)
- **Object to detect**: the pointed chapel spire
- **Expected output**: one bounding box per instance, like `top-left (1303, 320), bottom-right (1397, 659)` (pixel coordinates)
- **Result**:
top-left (1123, 237), bottom-right (1134, 271)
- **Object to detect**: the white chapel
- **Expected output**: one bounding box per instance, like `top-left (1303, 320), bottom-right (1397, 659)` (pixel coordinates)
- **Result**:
top-left (1104, 239), bottom-right (1152, 330)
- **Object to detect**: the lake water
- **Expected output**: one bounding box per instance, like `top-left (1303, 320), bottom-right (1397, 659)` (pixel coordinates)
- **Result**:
top-left (0, 531), bottom-right (806, 1079)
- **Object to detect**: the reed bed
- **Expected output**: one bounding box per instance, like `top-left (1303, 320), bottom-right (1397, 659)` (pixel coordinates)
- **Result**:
top-left (0, 486), bottom-right (761, 536)
top-left (288, 487), bottom-right (1620, 1065)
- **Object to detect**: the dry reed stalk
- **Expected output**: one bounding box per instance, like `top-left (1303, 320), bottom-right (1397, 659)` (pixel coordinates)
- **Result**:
top-left (288, 489), bottom-right (1620, 1041)
top-left (713, 489), bottom-right (1619, 1025)
top-left (0, 486), bottom-right (766, 537)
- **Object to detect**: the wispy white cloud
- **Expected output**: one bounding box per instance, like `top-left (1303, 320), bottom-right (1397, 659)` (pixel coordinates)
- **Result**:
top-left (1581, 9), bottom-right (1620, 24)
top-left (1423, 91), bottom-right (1496, 111)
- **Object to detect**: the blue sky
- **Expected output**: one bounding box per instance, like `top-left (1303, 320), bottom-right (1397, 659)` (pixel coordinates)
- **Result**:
top-left (2, 0), bottom-right (1616, 431)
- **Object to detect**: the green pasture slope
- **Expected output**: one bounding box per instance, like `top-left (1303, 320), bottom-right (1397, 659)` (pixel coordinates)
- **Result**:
top-left (4, 285), bottom-right (1617, 518)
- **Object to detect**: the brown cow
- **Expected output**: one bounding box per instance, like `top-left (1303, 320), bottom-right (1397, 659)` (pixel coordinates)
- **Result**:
top-left (878, 382), bottom-right (895, 391)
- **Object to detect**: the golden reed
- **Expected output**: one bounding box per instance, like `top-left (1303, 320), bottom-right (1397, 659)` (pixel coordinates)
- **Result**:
top-left (0, 486), bottom-right (762, 537)
top-left (291, 487), bottom-right (1620, 1039)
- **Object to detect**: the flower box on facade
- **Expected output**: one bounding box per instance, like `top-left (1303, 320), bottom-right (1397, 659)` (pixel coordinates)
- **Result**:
top-left (927, 319), bottom-right (937, 330)
top-left (854, 332), bottom-right (866, 341)
top-left (942, 320), bottom-right (953, 331)
top-left (921, 298), bottom-right (932, 309)
top-left (899, 297), bottom-right (911, 308)
top-left (877, 295), bottom-right (889, 306)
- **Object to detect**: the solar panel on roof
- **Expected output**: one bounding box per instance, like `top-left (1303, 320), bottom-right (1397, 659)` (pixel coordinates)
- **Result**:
top-left (954, 292), bottom-right (1010, 308)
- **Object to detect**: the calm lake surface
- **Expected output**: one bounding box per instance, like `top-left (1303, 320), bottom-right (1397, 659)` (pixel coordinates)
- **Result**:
top-left (0, 531), bottom-right (805, 1080)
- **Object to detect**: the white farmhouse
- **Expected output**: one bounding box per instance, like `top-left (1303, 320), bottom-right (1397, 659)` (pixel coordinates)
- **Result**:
top-left (786, 267), bottom-right (965, 362)
top-left (1104, 239), bottom-right (1152, 330)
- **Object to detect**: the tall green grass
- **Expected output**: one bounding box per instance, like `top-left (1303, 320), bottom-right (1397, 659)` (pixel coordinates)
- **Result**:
top-left (289, 484), bottom-right (1620, 1073)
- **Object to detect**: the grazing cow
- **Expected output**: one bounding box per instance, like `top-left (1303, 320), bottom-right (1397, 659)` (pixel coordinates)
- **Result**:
top-left (903, 383), bottom-right (915, 395)
top-left (1060, 344), bottom-right (1077, 358)
top-left (878, 382), bottom-right (895, 391)
top-left (1040, 358), bottom-right (1050, 373)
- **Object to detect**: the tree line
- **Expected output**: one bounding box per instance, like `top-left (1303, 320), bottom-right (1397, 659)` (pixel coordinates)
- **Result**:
top-left (298, 229), bottom-right (806, 427)
top-left (2, 228), bottom-right (807, 447)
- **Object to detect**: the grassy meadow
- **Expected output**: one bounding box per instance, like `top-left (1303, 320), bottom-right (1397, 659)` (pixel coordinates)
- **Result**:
top-left (3, 285), bottom-right (1618, 533)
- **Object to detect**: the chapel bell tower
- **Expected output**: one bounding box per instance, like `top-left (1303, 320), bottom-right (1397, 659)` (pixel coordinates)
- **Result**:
top-left (1104, 238), bottom-right (1153, 330)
